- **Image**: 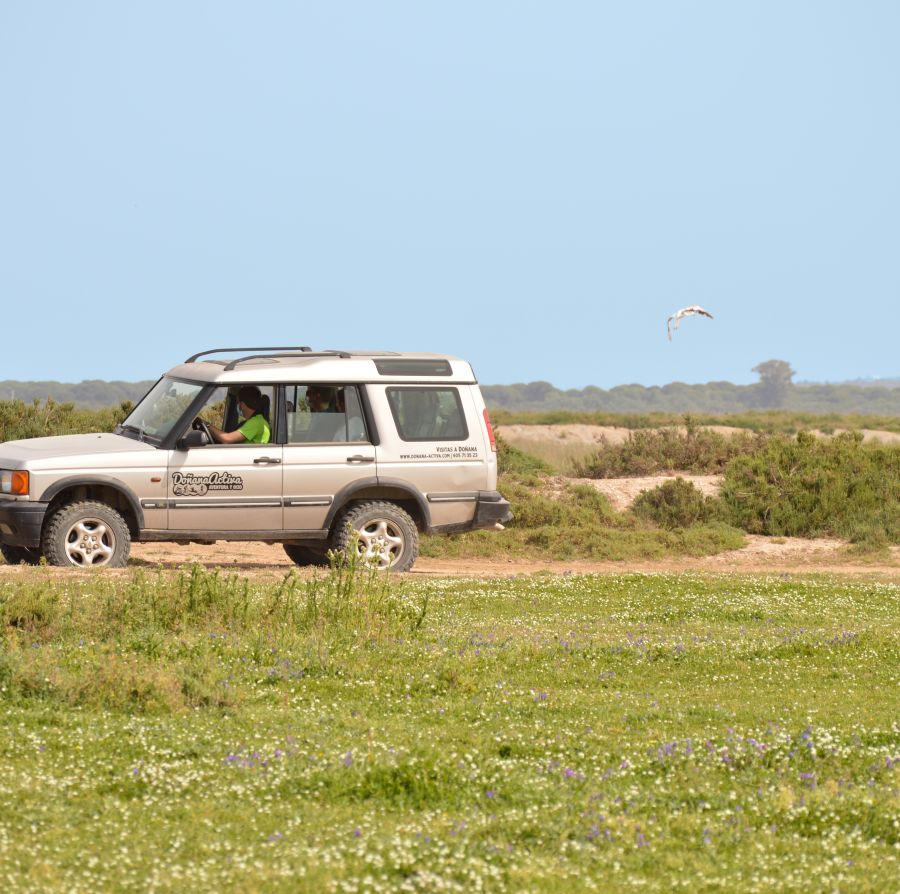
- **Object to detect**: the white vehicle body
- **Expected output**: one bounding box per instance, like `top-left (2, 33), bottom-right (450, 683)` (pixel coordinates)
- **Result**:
top-left (0, 348), bottom-right (512, 571)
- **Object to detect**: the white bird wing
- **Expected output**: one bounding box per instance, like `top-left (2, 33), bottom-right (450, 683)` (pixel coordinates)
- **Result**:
top-left (666, 305), bottom-right (714, 339)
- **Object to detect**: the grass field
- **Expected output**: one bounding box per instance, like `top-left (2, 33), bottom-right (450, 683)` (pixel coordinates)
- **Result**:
top-left (1, 565), bottom-right (898, 892)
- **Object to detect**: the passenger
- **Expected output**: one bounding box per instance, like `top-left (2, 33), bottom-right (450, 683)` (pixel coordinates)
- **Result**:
top-left (302, 385), bottom-right (343, 441)
top-left (306, 385), bottom-right (335, 413)
top-left (202, 386), bottom-right (271, 444)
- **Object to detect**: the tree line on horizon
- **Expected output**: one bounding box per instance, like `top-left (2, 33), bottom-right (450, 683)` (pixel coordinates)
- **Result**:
top-left (1, 360), bottom-right (899, 414)
top-left (483, 360), bottom-right (900, 414)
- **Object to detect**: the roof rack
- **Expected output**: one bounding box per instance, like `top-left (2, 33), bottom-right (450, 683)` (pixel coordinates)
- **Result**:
top-left (223, 350), bottom-right (352, 371)
top-left (185, 346), bottom-right (312, 363)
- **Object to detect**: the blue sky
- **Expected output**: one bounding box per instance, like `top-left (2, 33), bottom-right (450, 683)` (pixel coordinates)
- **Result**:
top-left (1, 2), bottom-right (897, 389)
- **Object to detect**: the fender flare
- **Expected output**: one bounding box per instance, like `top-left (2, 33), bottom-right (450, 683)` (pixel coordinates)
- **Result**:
top-left (39, 475), bottom-right (146, 530)
top-left (324, 477), bottom-right (431, 531)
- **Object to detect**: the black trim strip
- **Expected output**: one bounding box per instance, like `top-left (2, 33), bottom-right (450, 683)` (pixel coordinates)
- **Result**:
top-left (171, 500), bottom-right (282, 509)
top-left (142, 497), bottom-right (334, 509)
top-left (427, 492), bottom-right (478, 503)
top-left (139, 528), bottom-right (329, 541)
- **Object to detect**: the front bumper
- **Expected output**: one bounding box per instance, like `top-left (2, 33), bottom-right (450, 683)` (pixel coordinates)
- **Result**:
top-left (0, 500), bottom-right (48, 548)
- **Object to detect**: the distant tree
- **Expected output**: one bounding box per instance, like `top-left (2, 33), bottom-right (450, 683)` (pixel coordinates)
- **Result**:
top-left (752, 360), bottom-right (795, 408)
top-left (522, 381), bottom-right (556, 403)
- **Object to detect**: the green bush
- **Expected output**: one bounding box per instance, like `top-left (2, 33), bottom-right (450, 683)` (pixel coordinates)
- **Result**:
top-left (423, 464), bottom-right (745, 560)
top-left (572, 422), bottom-right (766, 477)
top-left (0, 398), bottom-right (130, 443)
top-left (495, 433), bottom-right (552, 480)
top-left (719, 431), bottom-right (900, 542)
top-left (632, 477), bottom-right (718, 529)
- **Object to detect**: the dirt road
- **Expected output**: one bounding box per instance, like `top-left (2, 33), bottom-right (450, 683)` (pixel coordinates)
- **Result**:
top-left (0, 538), bottom-right (895, 579)
top-left (117, 537), bottom-right (900, 580)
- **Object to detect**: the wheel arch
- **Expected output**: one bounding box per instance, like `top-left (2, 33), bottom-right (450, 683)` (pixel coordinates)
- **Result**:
top-left (39, 476), bottom-right (144, 539)
top-left (324, 477), bottom-right (431, 533)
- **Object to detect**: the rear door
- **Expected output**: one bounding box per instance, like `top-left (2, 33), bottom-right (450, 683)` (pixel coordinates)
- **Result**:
top-left (370, 383), bottom-right (489, 528)
top-left (281, 384), bottom-right (375, 532)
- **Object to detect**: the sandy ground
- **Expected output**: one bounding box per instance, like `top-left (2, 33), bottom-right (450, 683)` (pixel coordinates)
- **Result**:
top-left (0, 536), bottom-right (895, 580)
top-left (500, 423), bottom-right (900, 446)
top-left (129, 537), bottom-right (898, 581)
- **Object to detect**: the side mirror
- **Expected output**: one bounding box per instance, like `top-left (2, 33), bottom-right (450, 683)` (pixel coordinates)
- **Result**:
top-left (178, 429), bottom-right (208, 450)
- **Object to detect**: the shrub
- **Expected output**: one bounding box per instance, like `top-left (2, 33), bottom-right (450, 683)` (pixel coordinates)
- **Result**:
top-left (572, 423), bottom-right (765, 477)
top-left (495, 433), bottom-right (552, 480)
top-left (0, 398), bottom-right (130, 443)
top-left (422, 464), bottom-right (745, 560)
top-left (632, 478), bottom-right (717, 529)
top-left (719, 431), bottom-right (900, 542)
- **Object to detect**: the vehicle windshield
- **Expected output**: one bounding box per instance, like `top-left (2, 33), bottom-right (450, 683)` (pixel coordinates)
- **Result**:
top-left (118, 378), bottom-right (206, 443)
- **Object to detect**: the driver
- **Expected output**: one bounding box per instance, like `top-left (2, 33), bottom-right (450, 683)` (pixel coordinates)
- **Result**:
top-left (200, 386), bottom-right (271, 444)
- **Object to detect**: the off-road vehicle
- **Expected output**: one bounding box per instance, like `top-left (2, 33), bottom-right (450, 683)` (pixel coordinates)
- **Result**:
top-left (0, 347), bottom-right (511, 571)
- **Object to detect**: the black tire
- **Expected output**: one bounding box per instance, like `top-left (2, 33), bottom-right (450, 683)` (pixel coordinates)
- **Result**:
top-left (283, 543), bottom-right (330, 567)
top-left (330, 501), bottom-right (419, 572)
top-left (41, 500), bottom-right (131, 568)
top-left (0, 544), bottom-right (43, 566)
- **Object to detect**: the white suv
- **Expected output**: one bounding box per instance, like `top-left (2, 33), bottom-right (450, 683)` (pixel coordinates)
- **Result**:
top-left (0, 347), bottom-right (511, 572)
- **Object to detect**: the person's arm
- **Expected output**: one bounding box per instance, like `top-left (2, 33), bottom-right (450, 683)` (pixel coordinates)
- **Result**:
top-left (206, 423), bottom-right (246, 444)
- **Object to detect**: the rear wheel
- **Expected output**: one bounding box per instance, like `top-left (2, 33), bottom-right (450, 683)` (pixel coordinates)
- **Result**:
top-left (0, 544), bottom-right (43, 566)
top-left (330, 501), bottom-right (419, 572)
top-left (41, 501), bottom-right (131, 568)
top-left (283, 543), bottom-right (330, 567)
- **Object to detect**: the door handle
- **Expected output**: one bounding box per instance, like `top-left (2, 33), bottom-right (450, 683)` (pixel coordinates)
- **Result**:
top-left (346, 455), bottom-right (375, 463)
top-left (253, 457), bottom-right (282, 464)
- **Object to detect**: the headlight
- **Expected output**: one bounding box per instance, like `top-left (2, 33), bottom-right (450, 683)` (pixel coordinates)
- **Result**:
top-left (0, 470), bottom-right (29, 495)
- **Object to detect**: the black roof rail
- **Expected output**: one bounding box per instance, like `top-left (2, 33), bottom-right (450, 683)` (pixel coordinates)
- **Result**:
top-left (223, 350), bottom-right (352, 371)
top-left (185, 346), bottom-right (312, 363)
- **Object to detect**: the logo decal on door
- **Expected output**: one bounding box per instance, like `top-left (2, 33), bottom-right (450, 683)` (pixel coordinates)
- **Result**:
top-left (172, 471), bottom-right (244, 496)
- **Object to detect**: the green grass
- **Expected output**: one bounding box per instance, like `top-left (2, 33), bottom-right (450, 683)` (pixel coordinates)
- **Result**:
top-left (1, 565), bottom-right (898, 892)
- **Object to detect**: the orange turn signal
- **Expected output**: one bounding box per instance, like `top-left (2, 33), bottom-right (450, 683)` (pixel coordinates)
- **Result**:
top-left (11, 471), bottom-right (29, 495)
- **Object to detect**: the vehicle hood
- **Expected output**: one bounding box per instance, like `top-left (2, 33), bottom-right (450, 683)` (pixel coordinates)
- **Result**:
top-left (0, 433), bottom-right (158, 468)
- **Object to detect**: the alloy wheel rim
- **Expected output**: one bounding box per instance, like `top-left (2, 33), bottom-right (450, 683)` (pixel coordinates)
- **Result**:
top-left (64, 518), bottom-right (115, 567)
top-left (356, 519), bottom-right (404, 568)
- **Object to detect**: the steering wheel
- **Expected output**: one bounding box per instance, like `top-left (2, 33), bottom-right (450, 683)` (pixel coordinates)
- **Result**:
top-left (192, 417), bottom-right (214, 444)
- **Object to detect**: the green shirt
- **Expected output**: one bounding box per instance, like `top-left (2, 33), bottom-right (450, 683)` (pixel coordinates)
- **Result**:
top-left (238, 413), bottom-right (270, 444)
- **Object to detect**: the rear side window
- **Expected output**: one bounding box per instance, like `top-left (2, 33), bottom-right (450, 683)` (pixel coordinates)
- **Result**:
top-left (284, 385), bottom-right (368, 443)
top-left (387, 387), bottom-right (468, 441)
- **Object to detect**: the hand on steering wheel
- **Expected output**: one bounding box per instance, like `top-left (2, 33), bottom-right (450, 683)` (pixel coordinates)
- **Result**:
top-left (193, 417), bottom-right (214, 443)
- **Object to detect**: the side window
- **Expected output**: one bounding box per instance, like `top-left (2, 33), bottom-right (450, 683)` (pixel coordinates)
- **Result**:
top-left (387, 387), bottom-right (468, 441)
top-left (285, 385), bottom-right (368, 444)
top-left (195, 384), bottom-right (275, 443)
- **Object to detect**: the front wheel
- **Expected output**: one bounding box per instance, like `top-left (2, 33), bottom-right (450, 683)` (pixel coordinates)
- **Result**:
top-left (330, 501), bottom-right (419, 572)
top-left (41, 501), bottom-right (131, 568)
top-left (0, 544), bottom-right (43, 566)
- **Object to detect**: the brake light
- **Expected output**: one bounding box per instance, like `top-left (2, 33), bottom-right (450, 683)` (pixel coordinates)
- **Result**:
top-left (483, 409), bottom-right (496, 452)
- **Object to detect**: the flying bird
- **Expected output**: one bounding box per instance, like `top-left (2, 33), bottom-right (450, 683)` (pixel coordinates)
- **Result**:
top-left (667, 305), bottom-right (714, 341)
